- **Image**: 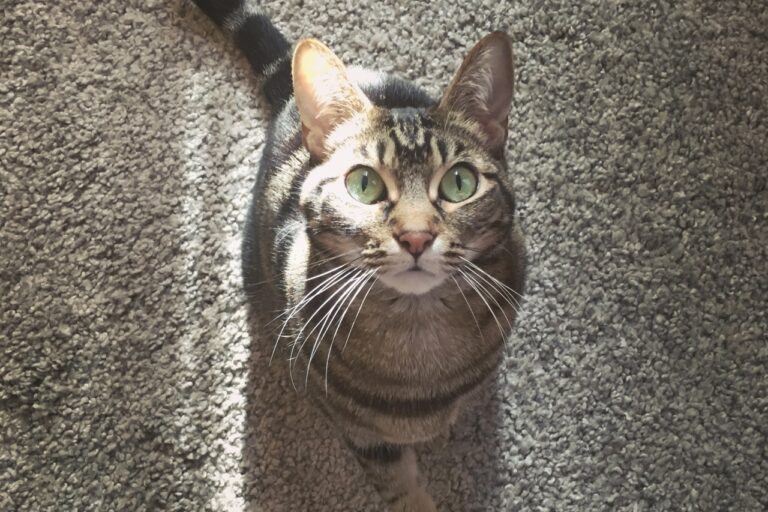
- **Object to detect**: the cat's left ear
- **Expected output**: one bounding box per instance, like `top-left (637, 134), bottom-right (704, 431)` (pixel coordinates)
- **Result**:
top-left (292, 39), bottom-right (373, 160)
top-left (437, 32), bottom-right (514, 155)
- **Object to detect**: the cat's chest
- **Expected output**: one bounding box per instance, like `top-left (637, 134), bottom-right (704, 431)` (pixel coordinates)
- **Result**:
top-left (342, 293), bottom-right (495, 382)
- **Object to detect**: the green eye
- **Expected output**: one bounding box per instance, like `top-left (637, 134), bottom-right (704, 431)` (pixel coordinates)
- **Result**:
top-left (346, 166), bottom-right (386, 204)
top-left (439, 164), bottom-right (478, 203)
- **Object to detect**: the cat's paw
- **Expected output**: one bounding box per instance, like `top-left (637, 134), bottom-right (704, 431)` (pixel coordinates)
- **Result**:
top-left (389, 488), bottom-right (437, 512)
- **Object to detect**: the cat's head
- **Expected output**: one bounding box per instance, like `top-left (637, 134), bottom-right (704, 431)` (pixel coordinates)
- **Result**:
top-left (294, 33), bottom-right (516, 295)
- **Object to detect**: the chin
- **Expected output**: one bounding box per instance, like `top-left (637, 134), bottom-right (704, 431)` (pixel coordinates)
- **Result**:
top-left (379, 269), bottom-right (446, 295)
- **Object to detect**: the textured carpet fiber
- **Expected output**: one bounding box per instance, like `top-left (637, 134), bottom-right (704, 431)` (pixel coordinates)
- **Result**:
top-left (2, 0), bottom-right (767, 510)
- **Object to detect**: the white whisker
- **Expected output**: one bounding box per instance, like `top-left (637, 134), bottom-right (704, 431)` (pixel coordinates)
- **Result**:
top-left (341, 271), bottom-right (379, 353)
top-left (246, 250), bottom-right (359, 291)
top-left (460, 256), bottom-right (524, 305)
top-left (266, 261), bottom-right (358, 329)
top-left (450, 274), bottom-right (486, 344)
top-left (288, 267), bottom-right (364, 371)
top-left (461, 262), bottom-right (520, 317)
top-left (323, 269), bottom-right (376, 392)
top-left (304, 269), bottom-right (371, 386)
top-left (270, 265), bottom-right (356, 367)
top-left (459, 268), bottom-right (513, 332)
top-left (457, 268), bottom-right (507, 348)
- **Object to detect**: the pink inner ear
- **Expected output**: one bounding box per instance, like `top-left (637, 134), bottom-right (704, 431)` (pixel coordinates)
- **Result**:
top-left (292, 39), bottom-right (372, 159)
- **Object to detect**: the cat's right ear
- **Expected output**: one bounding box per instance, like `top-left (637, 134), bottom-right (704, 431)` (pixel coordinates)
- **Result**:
top-left (292, 39), bottom-right (373, 160)
top-left (437, 32), bottom-right (514, 156)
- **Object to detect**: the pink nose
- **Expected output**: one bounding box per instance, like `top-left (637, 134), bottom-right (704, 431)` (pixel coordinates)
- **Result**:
top-left (397, 231), bottom-right (434, 257)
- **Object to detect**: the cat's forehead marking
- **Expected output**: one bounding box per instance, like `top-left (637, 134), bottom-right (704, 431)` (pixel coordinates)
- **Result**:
top-left (362, 110), bottom-right (482, 179)
top-left (378, 109), bottom-right (436, 164)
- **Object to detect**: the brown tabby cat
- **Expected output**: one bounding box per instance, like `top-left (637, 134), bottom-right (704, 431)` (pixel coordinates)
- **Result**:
top-left (192, 1), bottom-right (526, 510)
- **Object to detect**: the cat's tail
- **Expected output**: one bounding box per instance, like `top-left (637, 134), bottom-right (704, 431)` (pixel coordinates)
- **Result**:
top-left (192, 0), bottom-right (293, 110)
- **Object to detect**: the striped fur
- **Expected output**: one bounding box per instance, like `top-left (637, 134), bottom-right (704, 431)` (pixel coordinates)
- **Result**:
top-left (193, 3), bottom-right (525, 510)
top-left (192, 0), bottom-right (292, 108)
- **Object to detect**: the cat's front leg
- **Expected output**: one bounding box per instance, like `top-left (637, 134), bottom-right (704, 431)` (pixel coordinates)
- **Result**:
top-left (348, 440), bottom-right (437, 512)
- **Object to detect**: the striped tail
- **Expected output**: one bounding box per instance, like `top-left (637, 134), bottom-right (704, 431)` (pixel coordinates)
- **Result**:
top-left (192, 0), bottom-right (293, 110)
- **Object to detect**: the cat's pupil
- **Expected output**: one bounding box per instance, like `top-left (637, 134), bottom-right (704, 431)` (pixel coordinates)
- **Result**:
top-left (455, 171), bottom-right (462, 190)
top-left (361, 172), bottom-right (369, 191)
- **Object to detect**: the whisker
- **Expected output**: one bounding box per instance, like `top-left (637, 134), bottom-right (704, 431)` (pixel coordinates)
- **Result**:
top-left (457, 269), bottom-right (508, 349)
top-left (244, 249), bottom-right (359, 290)
top-left (287, 267), bottom-right (363, 361)
top-left (287, 268), bottom-right (367, 387)
top-left (456, 243), bottom-right (519, 263)
top-left (459, 268), bottom-right (514, 332)
top-left (266, 260), bottom-right (362, 328)
top-left (322, 269), bottom-right (376, 392)
top-left (311, 248), bottom-right (359, 265)
top-left (304, 257), bottom-right (363, 283)
top-left (302, 269), bottom-right (376, 390)
top-left (304, 269), bottom-right (370, 385)
top-left (450, 275), bottom-right (486, 344)
top-left (270, 265), bottom-right (357, 366)
top-left (460, 257), bottom-right (524, 304)
top-left (460, 262), bottom-right (521, 316)
top-left (274, 266), bottom-right (352, 336)
top-left (341, 271), bottom-right (379, 353)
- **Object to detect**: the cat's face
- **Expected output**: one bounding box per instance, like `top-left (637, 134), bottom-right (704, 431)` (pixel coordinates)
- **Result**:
top-left (293, 33), bottom-right (515, 295)
top-left (300, 108), bottom-right (514, 295)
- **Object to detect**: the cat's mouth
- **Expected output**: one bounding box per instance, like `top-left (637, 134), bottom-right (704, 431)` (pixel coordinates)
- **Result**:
top-left (405, 265), bottom-right (432, 274)
top-left (379, 266), bottom-right (443, 295)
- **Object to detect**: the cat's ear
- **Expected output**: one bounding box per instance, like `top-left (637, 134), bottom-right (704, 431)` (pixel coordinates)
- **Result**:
top-left (438, 32), bottom-right (514, 154)
top-left (292, 39), bottom-right (373, 159)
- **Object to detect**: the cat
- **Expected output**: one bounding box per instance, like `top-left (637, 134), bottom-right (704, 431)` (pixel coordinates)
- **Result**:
top-left (191, 1), bottom-right (526, 510)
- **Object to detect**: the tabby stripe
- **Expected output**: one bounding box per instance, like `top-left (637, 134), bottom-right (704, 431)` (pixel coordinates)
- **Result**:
top-left (445, 124), bottom-right (486, 152)
top-left (386, 125), bottom-right (433, 162)
top-left (389, 130), bottom-right (405, 157)
top-left (193, 1), bottom-right (293, 109)
top-left (422, 131), bottom-right (433, 156)
top-left (376, 140), bottom-right (386, 165)
top-left (473, 209), bottom-right (505, 232)
top-left (349, 443), bottom-right (403, 463)
top-left (436, 139), bottom-right (448, 165)
top-left (485, 219), bottom-right (507, 232)
top-left (312, 176), bottom-right (337, 193)
top-left (419, 113), bottom-right (436, 129)
top-left (262, 58), bottom-right (293, 108)
top-left (434, 201), bottom-right (447, 219)
top-left (311, 349), bottom-right (500, 418)
top-left (312, 388), bottom-right (377, 429)
top-left (192, 0), bottom-right (241, 26)
top-left (325, 366), bottom-right (491, 417)
top-left (328, 330), bottom-right (503, 390)
top-left (273, 163), bottom-right (308, 229)
top-left (235, 15), bottom-right (291, 77)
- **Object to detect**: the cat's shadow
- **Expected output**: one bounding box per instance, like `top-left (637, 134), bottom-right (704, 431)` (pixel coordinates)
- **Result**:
top-left (241, 307), bottom-right (505, 512)
top-left (240, 308), bottom-right (371, 512)
top-left (419, 381), bottom-right (506, 512)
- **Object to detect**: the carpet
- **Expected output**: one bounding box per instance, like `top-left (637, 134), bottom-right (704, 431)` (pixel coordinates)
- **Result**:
top-left (2, 0), bottom-right (767, 510)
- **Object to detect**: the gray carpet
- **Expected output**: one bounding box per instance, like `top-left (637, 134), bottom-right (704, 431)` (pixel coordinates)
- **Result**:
top-left (2, 0), bottom-right (767, 510)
